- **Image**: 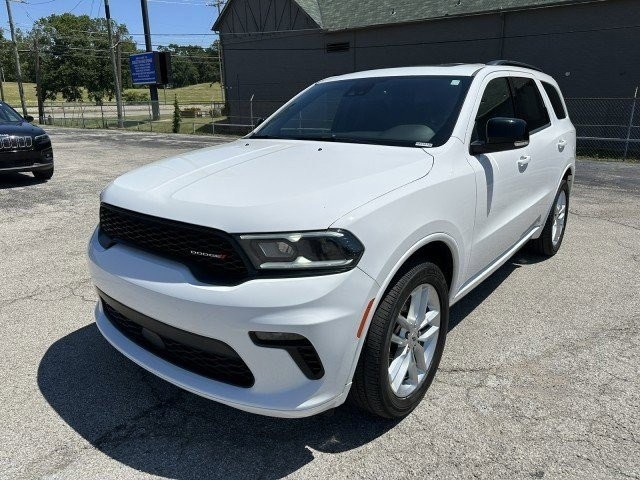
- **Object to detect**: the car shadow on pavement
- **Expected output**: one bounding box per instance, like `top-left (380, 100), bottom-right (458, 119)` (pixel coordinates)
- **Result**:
top-left (37, 324), bottom-right (400, 479)
top-left (448, 250), bottom-right (545, 331)
top-left (37, 250), bottom-right (542, 479)
top-left (0, 172), bottom-right (47, 189)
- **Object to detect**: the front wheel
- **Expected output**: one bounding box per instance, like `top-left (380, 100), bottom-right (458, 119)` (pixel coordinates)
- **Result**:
top-left (349, 261), bottom-right (449, 418)
top-left (530, 180), bottom-right (569, 256)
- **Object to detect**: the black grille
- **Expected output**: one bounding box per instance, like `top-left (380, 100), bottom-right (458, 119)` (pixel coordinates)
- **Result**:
top-left (99, 203), bottom-right (249, 284)
top-left (296, 344), bottom-right (324, 378)
top-left (1, 158), bottom-right (32, 169)
top-left (0, 154), bottom-right (45, 169)
top-left (100, 293), bottom-right (255, 388)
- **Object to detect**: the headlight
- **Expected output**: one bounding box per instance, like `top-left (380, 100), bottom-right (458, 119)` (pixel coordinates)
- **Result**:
top-left (34, 134), bottom-right (49, 143)
top-left (237, 230), bottom-right (364, 271)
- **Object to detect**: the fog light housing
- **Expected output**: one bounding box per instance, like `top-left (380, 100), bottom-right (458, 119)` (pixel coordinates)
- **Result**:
top-left (249, 331), bottom-right (324, 379)
top-left (251, 331), bottom-right (306, 343)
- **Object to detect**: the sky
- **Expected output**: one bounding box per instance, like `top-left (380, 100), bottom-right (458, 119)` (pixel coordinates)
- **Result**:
top-left (4, 0), bottom-right (222, 48)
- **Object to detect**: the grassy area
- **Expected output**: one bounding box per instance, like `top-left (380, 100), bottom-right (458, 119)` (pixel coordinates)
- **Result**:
top-left (0, 82), bottom-right (224, 107)
top-left (138, 83), bottom-right (224, 104)
top-left (1, 82), bottom-right (38, 105)
top-left (47, 114), bottom-right (239, 136)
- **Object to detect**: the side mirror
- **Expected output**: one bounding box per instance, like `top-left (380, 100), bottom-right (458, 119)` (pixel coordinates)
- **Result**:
top-left (470, 117), bottom-right (529, 155)
top-left (24, 115), bottom-right (34, 123)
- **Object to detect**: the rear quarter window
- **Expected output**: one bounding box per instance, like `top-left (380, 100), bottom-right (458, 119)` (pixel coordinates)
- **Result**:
top-left (542, 82), bottom-right (568, 119)
top-left (510, 77), bottom-right (550, 132)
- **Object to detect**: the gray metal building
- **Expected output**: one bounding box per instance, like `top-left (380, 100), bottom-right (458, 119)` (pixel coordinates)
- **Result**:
top-left (213, 0), bottom-right (640, 126)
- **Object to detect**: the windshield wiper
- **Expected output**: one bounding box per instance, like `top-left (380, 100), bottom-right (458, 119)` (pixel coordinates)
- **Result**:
top-left (296, 135), bottom-right (336, 142)
top-left (251, 134), bottom-right (336, 142)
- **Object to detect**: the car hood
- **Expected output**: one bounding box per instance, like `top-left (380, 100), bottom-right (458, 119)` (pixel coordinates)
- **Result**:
top-left (101, 139), bottom-right (433, 232)
top-left (0, 122), bottom-right (46, 136)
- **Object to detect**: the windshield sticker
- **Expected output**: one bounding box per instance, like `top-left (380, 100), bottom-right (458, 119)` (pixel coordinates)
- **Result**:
top-left (451, 79), bottom-right (461, 86)
top-left (415, 142), bottom-right (433, 148)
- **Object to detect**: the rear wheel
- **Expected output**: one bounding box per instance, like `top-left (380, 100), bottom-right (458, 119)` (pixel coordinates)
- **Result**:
top-left (350, 261), bottom-right (449, 418)
top-left (530, 180), bottom-right (569, 256)
top-left (32, 165), bottom-right (54, 181)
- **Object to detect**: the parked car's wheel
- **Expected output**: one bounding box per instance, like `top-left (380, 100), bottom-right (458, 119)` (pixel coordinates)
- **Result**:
top-left (530, 180), bottom-right (569, 256)
top-left (350, 261), bottom-right (449, 418)
top-left (32, 165), bottom-right (54, 181)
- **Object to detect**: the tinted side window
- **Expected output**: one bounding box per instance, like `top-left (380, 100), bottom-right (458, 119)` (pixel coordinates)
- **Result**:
top-left (510, 77), bottom-right (550, 132)
top-left (473, 78), bottom-right (514, 142)
top-left (542, 82), bottom-right (567, 119)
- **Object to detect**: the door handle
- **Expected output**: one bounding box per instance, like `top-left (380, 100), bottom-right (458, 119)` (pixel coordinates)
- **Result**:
top-left (518, 155), bottom-right (531, 168)
top-left (557, 139), bottom-right (567, 152)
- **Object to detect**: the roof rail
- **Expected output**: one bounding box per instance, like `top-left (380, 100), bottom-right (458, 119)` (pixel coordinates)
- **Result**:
top-left (486, 60), bottom-right (543, 72)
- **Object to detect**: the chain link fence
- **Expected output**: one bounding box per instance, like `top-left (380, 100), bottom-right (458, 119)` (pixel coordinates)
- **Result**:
top-left (566, 96), bottom-right (639, 161)
top-left (28, 95), bottom-right (640, 161)
top-left (31, 100), bottom-right (255, 136)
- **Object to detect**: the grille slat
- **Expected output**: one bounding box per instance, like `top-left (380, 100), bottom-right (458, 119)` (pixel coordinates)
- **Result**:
top-left (99, 203), bottom-right (249, 284)
top-left (101, 298), bottom-right (255, 388)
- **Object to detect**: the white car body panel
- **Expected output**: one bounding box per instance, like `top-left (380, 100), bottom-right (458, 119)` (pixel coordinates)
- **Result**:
top-left (102, 140), bottom-right (433, 232)
top-left (89, 64), bottom-right (576, 417)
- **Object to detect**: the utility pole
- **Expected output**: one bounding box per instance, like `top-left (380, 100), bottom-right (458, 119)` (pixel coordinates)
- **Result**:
top-left (115, 32), bottom-right (122, 91)
top-left (212, 0), bottom-right (225, 102)
top-left (104, 0), bottom-right (123, 127)
top-left (0, 65), bottom-right (5, 102)
top-left (141, 0), bottom-right (160, 120)
top-left (5, 0), bottom-right (27, 116)
top-left (34, 37), bottom-right (44, 123)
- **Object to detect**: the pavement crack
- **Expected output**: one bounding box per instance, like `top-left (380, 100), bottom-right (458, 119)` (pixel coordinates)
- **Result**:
top-left (570, 209), bottom-right (640, 231)
top-left (0, 278), bottom-right (93, 311)
top-left (92, 393), bottom-right (184, 449)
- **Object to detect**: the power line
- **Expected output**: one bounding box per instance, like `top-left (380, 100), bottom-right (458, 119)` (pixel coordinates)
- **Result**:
top-left (10, 21), bottom-right (220, 38)
top-left (69, 0), bottom-right (87, 13)
top-left (147, 0), bottom-right (208, 4)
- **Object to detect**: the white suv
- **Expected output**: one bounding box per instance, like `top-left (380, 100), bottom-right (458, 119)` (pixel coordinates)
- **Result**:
top-left (88, 62), bottom-right (575, 418)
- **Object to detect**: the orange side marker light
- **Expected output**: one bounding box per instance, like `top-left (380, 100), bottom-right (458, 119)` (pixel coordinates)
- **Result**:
top-left (357, 298), bottom-right (375, 338)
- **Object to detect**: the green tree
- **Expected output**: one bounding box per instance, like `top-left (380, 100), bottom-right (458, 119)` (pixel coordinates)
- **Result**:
top-left (172, 95), bottom-right (181, 133)
top-left (171, 56), bottom-right (199, 88)
top-left (31, 13), bottom-right (136, 103)
top-left (158, 43), bottom-right (219, 88)
top-left (0, 28), bottom-right (36, 84)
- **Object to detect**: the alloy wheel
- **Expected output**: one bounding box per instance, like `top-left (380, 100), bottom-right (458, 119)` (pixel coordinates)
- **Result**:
top-left (388, 283), bottom-right (441, 398)
top-left (552, 190), bottom-right (567, 247)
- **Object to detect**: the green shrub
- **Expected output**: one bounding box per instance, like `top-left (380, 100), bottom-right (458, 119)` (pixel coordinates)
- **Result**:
top-left (172, 95), bottom-right (181, 134)
top-left (123, 91), bottom-right (150, 102)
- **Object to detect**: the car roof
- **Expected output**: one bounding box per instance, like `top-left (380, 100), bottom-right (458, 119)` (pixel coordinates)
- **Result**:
top-left (319, 63), bottom-right (552, 83)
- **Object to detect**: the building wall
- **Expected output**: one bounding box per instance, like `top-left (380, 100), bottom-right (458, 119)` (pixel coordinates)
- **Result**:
top-left (219, 0), bottom-right (640, 123)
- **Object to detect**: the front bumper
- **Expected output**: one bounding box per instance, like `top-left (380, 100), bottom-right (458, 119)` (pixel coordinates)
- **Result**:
top-left (88, 228), bottom-right (379, 417)
top-left (0, 148), bottom-right (53, 172)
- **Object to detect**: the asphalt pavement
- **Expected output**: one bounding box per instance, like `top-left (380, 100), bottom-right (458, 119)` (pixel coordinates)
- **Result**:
top-left (0, 127), bottom-right (638, 479)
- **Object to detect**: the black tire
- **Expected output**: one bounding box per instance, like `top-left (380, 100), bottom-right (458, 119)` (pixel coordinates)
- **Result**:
top-left (530, 180), bottom-right (569, 257)
top-left (349, 261), bottom-right (449, 418)
top-left (32, 165), bottom-right (54, 181)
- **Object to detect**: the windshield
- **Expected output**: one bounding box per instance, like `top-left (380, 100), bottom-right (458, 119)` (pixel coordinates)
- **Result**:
top-left (0, 103), bottom-right (25, 124)
top-left (252, 75), bottom-right (472, 147)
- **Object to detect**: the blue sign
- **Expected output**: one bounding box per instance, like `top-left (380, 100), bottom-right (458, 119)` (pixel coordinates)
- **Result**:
top-left (130, 52), bottom-right (158, 85)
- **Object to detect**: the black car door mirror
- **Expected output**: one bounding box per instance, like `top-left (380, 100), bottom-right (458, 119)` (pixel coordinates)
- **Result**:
top-left (24, 115), bottom-right (34, 123)
top-left (470, 117), bottom-right (529, 155)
